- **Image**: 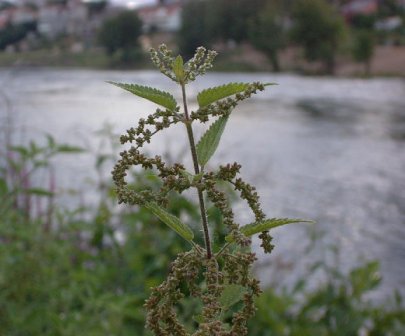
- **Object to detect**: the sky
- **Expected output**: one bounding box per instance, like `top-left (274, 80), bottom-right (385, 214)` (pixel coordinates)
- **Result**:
top-left (110, 0), bottom-right (155, 8)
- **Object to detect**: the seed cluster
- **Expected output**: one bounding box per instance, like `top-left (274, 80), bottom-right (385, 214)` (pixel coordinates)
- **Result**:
top-left (184, 46), bottom-right (218, 82)
top-left (150, 44), bottom-right (218, 84)
top-left (112, 45), bottom-right (275, 335)
top-left (144, 248), bottom-right (261, 336)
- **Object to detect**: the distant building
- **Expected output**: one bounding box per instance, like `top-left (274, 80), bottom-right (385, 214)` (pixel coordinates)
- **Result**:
top-left (375, 16), bottom-right (403, 31)
top-left (11, 4), bottom-right (37, 25)
top-left (0, 1), bottom-right (14, 29)
top-left (37, 0), bottom-right (87, 38)
top-left (341, 0), bottom-right (378, 19)
top-left (0, 1), bottom-right (38, 29)
top-left (137, 0), bottom-right (182, 33)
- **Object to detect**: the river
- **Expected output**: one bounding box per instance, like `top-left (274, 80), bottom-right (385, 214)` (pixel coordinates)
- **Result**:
top-left (1, 68), bottom-right (404, 300)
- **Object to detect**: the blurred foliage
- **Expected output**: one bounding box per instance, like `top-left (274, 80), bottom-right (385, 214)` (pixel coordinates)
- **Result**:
top-left (177, 0), bottom-right (405, 75)
top-left (0, 133), bottom-right (404, 335)
top-left (249, 260), bottom-right (405, 336)
top-left (178, 0), bottom-right (268, 57)
top-left (291, 0), bottom-right (347, 74)
top-left (98, 11), bottom-right (143, 64)
top-left (352, 30), bottom-right (375, 76)
top-left (0, 22), bottom-right (37, 50)
top-left (248, 0), bottom-right (285, 72)
top-left (351, 14), bottom-right (377, 31)
top-left (203, 0), bottom-right (267, 44)
top-left (178, 0), bottom-right (212, 58)
top-left (378, 0), bottom-right (404, 18)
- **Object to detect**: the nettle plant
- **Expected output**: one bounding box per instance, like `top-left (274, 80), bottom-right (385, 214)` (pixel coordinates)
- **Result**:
top-left (109, 44), bottom-right (311, 335)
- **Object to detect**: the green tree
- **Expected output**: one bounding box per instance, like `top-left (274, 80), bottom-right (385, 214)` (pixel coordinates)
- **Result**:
top-left (178, 0), bottom-right (268, 56)
top-left (351, 14), bottom-right (376, 30)
top-left (207, 0), bottom-right (266, 43)
top-left (0, 22), bottom-right (36, 50)
top-left (378, 0), bottom-right (404, 18)
top-left (291, 0), bottom-right (346, 74)
top-left (98, 11), bottom-right (143, 64)
top-left (249, 1), bottom-right (285, 72)
top-left (178, 0), bottom-right (211, 57)
top-left (352, 30), bottom-right (375, 76)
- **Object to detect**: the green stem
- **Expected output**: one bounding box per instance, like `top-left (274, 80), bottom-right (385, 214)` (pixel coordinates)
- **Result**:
top-left (181, 83), bottom-right (212, 259)
top-left (215, 242), bottom-right (232, 258)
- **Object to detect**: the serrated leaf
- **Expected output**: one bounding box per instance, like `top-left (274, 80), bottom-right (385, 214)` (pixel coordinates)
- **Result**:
top-left (108, 82), bottom-right (177, 111)
top-left (26, 188), bottom-right (54, 197)
top-left (172, 55), bottom-right (184, 82)
top-left (226, 218), bottom-right (314, 242)
top-left (145, 202), bottom-right (194, 241)
top-left (196, 116), bottom-right (228, 166)
top-left (219, 284), bottom-right (246, 309)
top-left (197, 82), bottom-right (250, 108)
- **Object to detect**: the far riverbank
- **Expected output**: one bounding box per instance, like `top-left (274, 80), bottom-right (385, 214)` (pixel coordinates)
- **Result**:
top-left (1, 44), bottom-right (405, 77)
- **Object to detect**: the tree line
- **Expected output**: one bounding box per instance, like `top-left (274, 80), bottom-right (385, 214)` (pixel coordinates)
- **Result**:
top-left (97, 0), bottom-right (403, 74)
top-left (177, 0), bottom-right (403, 75)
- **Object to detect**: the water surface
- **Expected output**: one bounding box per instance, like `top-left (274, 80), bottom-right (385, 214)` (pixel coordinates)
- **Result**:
top-left (1, 68), bottom-right (404, 300)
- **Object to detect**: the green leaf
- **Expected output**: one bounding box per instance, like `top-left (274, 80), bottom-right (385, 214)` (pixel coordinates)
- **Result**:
top-left (0, 178), bottom-right (8, 196)
top-left (180, 169), bottom-right (194, 184)
top-left (46, 134), bottom-right (56, 149)
top-left (29, 141), bottom-right (42, 156)
top-left (192, 314), bottom-right (204, 324)
top-left (172, 55), bottom-right (184, 82)
top-left (56, 145), bottom-right (84, 153)
top-left (226, 218), bottom-right (314, 242)
top-left (197, 82), bottom-right (250, 107)
top-left (145, 202), bottom-right (194, 241)
top-left (219, 284), bottom-right (246, 309)
top-left (350, 261), bottom-right (381, 298)
top-left (107, 81), bottom-right (177, 111)
top-left (196, 116), bottom-right (228, 166)
top-left (9, 145), bottom-right (29, 157)
top-left (180, 170), bottom-right (203, 184)
top-left (26, 188), bottom-right (54, 197)
top-left (33, 160), bottom-right (49, 168)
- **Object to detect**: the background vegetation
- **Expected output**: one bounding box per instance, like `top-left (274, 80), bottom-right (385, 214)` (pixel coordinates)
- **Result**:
top-left (1, 0), bottom-right (404, 75)
top-left (177, 0), bottom-right (405, 75)
top-left (98, 10), bottom-right (143, 65)
top-left (1, 129), bottom-right (404, 335)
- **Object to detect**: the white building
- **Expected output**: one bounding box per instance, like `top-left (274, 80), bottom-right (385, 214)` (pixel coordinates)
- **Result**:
top-left (37, 0), bottom-right (87, 38)
top-left (137, 0), bottom-right (182, 33)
